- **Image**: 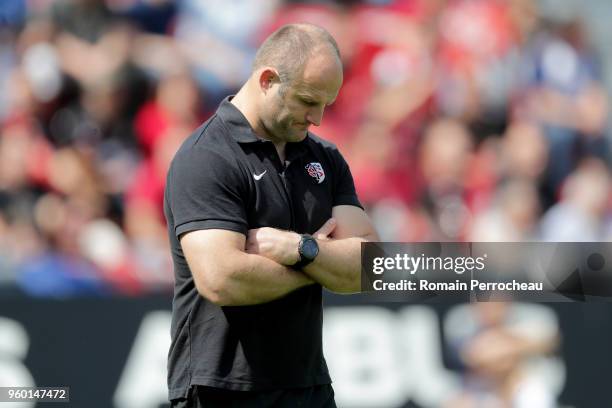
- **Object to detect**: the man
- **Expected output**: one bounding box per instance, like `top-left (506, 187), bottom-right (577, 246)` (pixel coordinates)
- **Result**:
top-left (164, 23), bottom-right (378, 407)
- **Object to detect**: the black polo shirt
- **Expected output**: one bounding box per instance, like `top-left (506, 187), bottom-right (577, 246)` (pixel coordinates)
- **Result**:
top-left (164, 97), bottom-right (362, 401)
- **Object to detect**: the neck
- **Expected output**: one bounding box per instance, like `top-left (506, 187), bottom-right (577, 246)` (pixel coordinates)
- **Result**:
top-left (230, 86), bottom-right (258, 131)
top-left (230, 84), bottom-right (287, 159)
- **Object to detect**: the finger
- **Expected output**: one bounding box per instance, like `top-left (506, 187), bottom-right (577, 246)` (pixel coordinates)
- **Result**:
top-left (248, 228), bottom-right (262, 239)
top-left (246, 230), bottom-right (257, 247)
top-left (314, 218), bottom-right (337, 239)
top-left (245, 240), bottom-right (258, 253)
top-left (316, 218), bottom-right (337, 236)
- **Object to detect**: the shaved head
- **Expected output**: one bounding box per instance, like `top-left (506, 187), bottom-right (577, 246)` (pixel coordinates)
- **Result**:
top-left (253, 24), bottom-right (341, 90)
top-left (231, 23), bottom-right (343, 146)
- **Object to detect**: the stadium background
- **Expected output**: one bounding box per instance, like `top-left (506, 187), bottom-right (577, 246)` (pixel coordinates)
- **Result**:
top-left (0, 0), bottom-right (611, 407)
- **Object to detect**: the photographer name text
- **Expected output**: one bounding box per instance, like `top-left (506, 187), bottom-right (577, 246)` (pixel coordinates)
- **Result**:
top-left (372, 279), bottom-right (543, 292)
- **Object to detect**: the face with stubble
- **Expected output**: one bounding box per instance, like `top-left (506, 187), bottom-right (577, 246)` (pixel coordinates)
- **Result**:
top-left (258, 51), bottom-right (343, 144)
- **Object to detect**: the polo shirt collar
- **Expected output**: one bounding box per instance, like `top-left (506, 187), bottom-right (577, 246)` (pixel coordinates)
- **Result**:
top-left (217, 96), bottom-right (261, 143)
top-left (216, 96), bottom-right (311, 158)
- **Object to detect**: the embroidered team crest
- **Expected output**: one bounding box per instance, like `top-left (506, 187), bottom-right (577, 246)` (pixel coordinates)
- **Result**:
top-left (305, 162), bottom-right (325, 184)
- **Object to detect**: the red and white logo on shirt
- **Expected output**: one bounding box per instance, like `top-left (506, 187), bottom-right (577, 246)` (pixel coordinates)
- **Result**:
top-left (305, 162), bottom-right (325, 184)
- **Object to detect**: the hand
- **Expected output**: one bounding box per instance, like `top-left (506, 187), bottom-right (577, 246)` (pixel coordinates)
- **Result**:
top-left (246, 218), bottom-right (337, 265)
top-left (313, 218), bottom-right (336, 241)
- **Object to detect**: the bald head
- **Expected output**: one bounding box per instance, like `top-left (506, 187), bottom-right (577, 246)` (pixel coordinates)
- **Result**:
top-left (253, 24), bottom-right (341, 87)
top-left (231, 24), bottom-right (343, 145)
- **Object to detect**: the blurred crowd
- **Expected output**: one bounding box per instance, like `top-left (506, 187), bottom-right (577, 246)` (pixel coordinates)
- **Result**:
top-left (0, 0), bottom-right (611, 297)
top-left (444, 302), bottom-right (561, 408)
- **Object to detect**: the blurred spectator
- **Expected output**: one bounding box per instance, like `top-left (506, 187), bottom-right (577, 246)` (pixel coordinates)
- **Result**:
top-left (134, 72), bottom-right (200, 156)
top-left (173, 0), bottom-right (281, 106)
top-left (50, 0), bottom-right (115, 43)
top-left (348, 118), bottom-right (410, 205)
top-left (515, 14), bottom-right (610, 202)
top-left (499, 120), bottom-right (549, 183)
top-left (0, 0), bottom-right (611, 295)
top-left (470, 179), bottom-right (540, 241)
top-left (417, 117), bottom-right (475, 240)
top-left (444, 302), bottom-right (560, 408)
top-left (435, 0), bottom-right (522, 137)
top-left (540, 158), bottom-right (611, 241)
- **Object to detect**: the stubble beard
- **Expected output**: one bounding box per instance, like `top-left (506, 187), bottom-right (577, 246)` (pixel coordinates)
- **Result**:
top-left (263, 113), bottom-right (306, 143)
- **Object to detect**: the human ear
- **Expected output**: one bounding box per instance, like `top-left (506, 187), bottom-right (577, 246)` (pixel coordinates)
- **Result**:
top-left (259, 69), bottom-right (278, 92)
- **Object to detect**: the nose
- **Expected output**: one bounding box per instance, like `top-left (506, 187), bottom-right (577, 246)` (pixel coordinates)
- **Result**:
top-left (306, 107), bottom-right (324, 127)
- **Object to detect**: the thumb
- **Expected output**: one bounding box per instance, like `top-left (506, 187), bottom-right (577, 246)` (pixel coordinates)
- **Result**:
top-left (313, 218), bottom-right (337, 240)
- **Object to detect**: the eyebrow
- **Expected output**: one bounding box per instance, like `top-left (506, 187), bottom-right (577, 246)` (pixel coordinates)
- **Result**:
top-left (296, 92), bottom-right (317, 100)
top-left (296, 92), bottom-right (336, 106)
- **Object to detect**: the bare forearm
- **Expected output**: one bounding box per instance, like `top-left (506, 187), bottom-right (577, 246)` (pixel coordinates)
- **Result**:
top-left (204, 252), bottom-right (313, 306)
top-left (302, 236), bottom-right (369, 293)
top-left (242, 210), bottom-right (379, 295)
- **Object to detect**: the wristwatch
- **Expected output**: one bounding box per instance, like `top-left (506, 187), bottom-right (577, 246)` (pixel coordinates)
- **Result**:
top-left (293, 234), bottom-right (319, 270)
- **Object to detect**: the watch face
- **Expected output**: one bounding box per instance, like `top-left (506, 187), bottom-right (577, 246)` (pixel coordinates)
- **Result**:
top-left (302, 238), bottom-right (319, 260)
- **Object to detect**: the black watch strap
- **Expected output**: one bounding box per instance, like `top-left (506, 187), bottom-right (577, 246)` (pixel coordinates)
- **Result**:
top-left (293, 234), bottom-right (319, 270)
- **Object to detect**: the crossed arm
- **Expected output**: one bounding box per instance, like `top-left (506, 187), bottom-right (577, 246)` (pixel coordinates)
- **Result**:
top-left (180, 205), bottom-right (379, 306)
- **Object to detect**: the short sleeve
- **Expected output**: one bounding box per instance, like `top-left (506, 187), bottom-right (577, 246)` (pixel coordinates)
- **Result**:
top-left (166, 146), bottom-right (248, 237)
top-left (331, 148), bottom-right (363, 210)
